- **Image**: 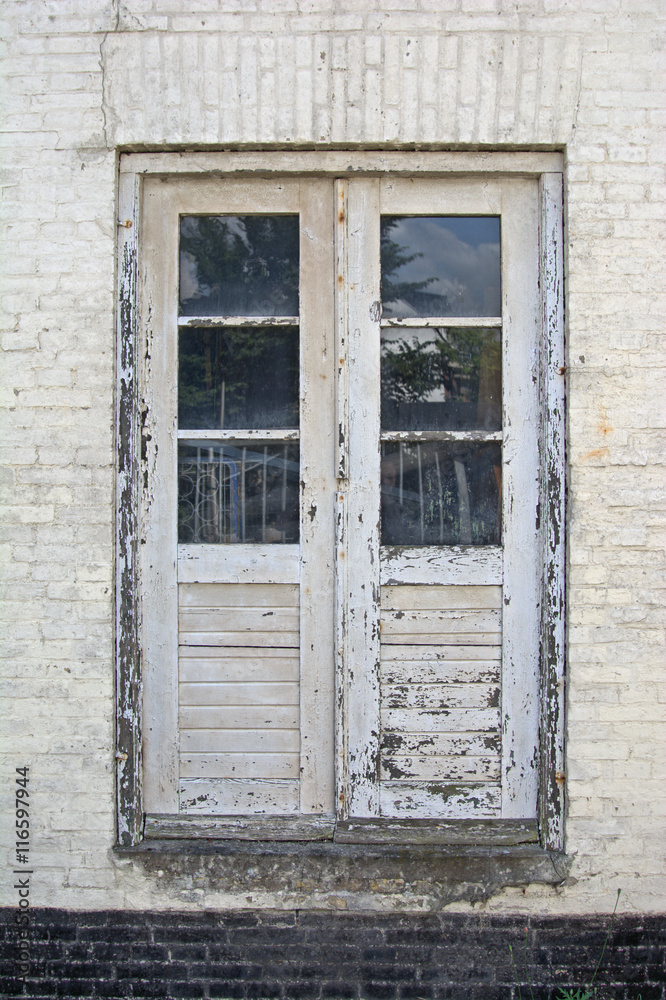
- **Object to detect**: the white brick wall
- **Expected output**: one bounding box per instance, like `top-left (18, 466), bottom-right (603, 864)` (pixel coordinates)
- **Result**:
top-left (1, 0), bottom-right (664, 914)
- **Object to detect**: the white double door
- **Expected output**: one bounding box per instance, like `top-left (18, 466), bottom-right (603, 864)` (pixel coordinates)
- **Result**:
top-left (140, 174), bottom-right (541, 829)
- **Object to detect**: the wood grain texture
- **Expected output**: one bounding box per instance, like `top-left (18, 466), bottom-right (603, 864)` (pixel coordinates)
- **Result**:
top-left (381, 708), bottom-right (500, 733)
top-left (180, 753), bottom-right (299, 779)
top-left (180, 777), bottom-right (300, 815)
top-left (180, 706), bottom-right (299, 730)
top-left (381, 660), bottom-right (500, 684)
top-left (382, 683), bottom-right (499, 710)
top-left (179, 682), bottom-right (300, 706)
top-left (180, 583), bottom-right (299, 607)
top-left (380, 755), bottom-right (500, 781)
top-left (379, 781), bottom-right (500, 818)
top-left (181, 729), bottom-right (300, 754)
top-left (179, 656), bottom-right (299, 683)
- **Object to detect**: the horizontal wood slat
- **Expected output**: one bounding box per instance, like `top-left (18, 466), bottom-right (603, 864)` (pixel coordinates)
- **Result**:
top-left (179, 682), bottom-right (299, 707)
top-left (381, 585), bottom-right (502, 611)
top-left (380, 731), bottom-right (501, 756)
top-left (380, 781), bottom-right (500, 818)
top-left (381, 644), bottom-right (500, 662)
top-left (180, 705), bottom-right (299, 730)
top-left (380, 755), bottom-right (500, 782)
top-left (381, 632), bottom-right (500, 647)
top-left (181, 728), bottom-right (300, 754)
top-left (180, 657), bottom-right (299, 683)
top-left (180, 753), bottom-right (299, 779)
top-left (180, 777), bottom-right (300, 815)
top-left (381, 707), bottom-right (500, 733)
top-left (381, 609), bottom-right (500, 635)
top-left (180, 583), bottom-right (299, 608)
top-left (381, 660), bottom-right (500, 684)
top-left (179, 609), bottom-right (300, 632)
top-left (382, 682), bottom-right (499, 710)
top-left (179, 631), bottom-right (299, 648)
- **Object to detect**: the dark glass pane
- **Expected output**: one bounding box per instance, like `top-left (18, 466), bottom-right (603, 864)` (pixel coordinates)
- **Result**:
top-left (381, 216), bottom-right (501, 318)
top-left (179, 327), bottom-right (299, 430)
top-left (381, 441), bottom-right (501, 546)
top-left (179, 215), bottom-right (299, 316)
top-left (178, 441), bottom-right (299, 544)
top-left (381, 327), bottom-right (501, 432)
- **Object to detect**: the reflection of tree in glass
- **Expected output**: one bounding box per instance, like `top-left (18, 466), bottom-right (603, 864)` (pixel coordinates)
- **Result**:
top-left (179, 327), bottom-right (299, 430)
top-left (180, 216), bottom-right (299, 316)
top-left (382, 328), bottom-right (500, 413)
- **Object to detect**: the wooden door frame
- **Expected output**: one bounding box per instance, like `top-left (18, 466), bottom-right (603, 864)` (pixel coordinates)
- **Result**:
top-left (116, 150), bottom-right (565, 850)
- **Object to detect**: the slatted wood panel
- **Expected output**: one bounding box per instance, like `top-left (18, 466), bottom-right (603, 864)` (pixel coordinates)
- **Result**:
top-left (178, 583), bottom-right (300, 814)
top-left (380, 585), bottom-right (502, 819)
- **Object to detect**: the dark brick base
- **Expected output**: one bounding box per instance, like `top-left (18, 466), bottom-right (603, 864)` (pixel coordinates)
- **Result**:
top-left (0, 909), bottom-right (663, 1000)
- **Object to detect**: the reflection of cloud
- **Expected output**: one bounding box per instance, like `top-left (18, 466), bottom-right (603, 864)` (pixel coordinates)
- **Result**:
top-left (389, 218), bottom-right (500, 316)
top-left (180, 252), bottom-right (199, 301)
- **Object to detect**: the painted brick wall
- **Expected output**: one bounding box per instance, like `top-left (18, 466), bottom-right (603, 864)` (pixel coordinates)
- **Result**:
top-left (1, 0), bottom-right (665, 918)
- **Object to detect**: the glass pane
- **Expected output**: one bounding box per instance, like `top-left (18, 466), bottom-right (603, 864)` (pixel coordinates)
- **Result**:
top-left (381, 441), bottom-right (501, 546)
top-left (179, 327), bottom-right (299, 430)
top-left (381, 216), bottom-right (501, 318)
top-left (178, 441), bottom-right (299, 544)
top-left (381, 326), bottom-right (501, 432)
top-left (179, 215), bottom-right (299, 316)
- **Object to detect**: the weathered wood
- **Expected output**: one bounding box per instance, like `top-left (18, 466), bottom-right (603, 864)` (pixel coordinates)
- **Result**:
top-left (380, 632), bottom-right (501, 647)
top-left (178, 609), bottom-right (300, 632)
top-left (381, 660), bottom-right (500, 685)
top-left (179, 631), bottom-right (299, 648)
top-left (181, 728), bottom-right (300, 754)
top-left (180, 657), bottom-right (299, 683)
top-left (379, 781), bottom-right (501, 818)
top-left (380, 731), bottom-right (501, 756)
top-left (381, 644), bottom-right (500, 662)
top-left (177, 428), bottom-right (299, 441)
top-left (333, 817), bottom-right (537, 845)
top-left (180, 753), bottom-right (300, 779)
top-left (115, 168), bottom-right (142, 846)
top-left (539, 172), bottom-right (566, 852)
top-left (179, 583), bottom-right (299, 608)
top-left (381, 708), bottom-right (500, 733)
top-left (180, 706), bottom-right (299, 730)
top-left (380, 430), bottom-right (502, 442)
top-left (381, 585), bottom-right (502, 611)
top-left (140, 178), bottom-right (180, 816)
top-left (382, 683), bottom-right (499, 711)
top-left (144, 813), bottom-right (335, 841)
top-left (299, 177), bottom-right (337, 816)
top-left (381, 316), bottom-right (502, 329)
top-left (178, 544), bottom-right (299, 584)
top-left (499, 177), bottom-right (541, 819)
top-left (380, 755), bottom-right (500, 782)
top-left (178, 315), bottom-right (299, 328)
top-left (342, 177), bottom-right (382, 818)
top-left (180, 777), bottom-right (300, 815)
top-left (381, 609), bottom-right (501, 634)
top-left (179, 682), bottom-right (300, 707)
top-left (380, 547), bottom-right (502, 586)
top-left (121, 150), bottom-right (563, 178)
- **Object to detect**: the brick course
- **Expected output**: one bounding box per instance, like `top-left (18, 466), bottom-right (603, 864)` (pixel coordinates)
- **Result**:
top-left (0, 909), bottom-right (664, 999)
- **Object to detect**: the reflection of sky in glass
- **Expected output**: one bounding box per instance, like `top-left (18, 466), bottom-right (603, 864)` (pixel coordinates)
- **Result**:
top-left (381, 217), bottom-right (501, 318)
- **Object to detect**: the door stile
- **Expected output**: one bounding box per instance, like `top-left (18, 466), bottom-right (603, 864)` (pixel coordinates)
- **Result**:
top-left (140, 179), bottom-right (180, 814)
top-left (334, 179), bottom-right (350, 820)
top-left (500, 179), bottom-right (541, 817)
top-left (299, 179), bottom-right (336, 815)
top-left (343, 178), bottom-right (382, 818)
